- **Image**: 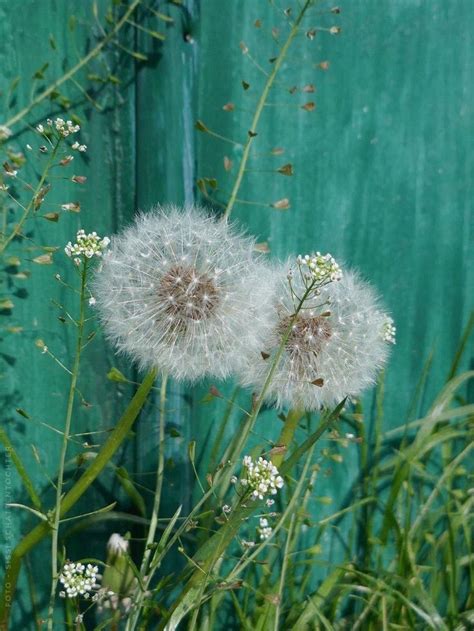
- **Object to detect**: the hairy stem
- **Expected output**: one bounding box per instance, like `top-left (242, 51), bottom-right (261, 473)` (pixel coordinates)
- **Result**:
top-left (222, 0), bottom-right (313, 221)
top-left (46, 258), bottom-right (88, 629)
top-left (3, 0), bottom-right (141, 130)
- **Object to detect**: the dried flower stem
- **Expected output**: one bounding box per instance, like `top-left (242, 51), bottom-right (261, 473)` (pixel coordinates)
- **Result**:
top-left (46, 257), bottom-right (89, 629)
top-left (222, 0), bottom-right (313, 221)
top-left (126, 372), bottom-right (168, 631)
top-left (3, 0), bottom-right (141, 130)
top-left (0, 140), bottom-right (60, 256)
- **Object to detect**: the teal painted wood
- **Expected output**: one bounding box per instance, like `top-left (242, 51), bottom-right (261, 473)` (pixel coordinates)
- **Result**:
top-left (0, 0), bottom-right (473, 627)
top-left (0, 0), bottom-right (139, 624)
top-left (192, 0), bottom-right (474, 564)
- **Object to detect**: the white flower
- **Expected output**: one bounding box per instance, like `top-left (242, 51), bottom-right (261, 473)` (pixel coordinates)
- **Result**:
top-left (242, 540), bottom-right (256, 549)
top-left (54, 117), bottom-right (80, 137)
top-left (222, 504), bottom-right (232, 514)
top-left (0, 125), bottom-right (12, 140)
top-left (93, 205), bottom-right (276, 381)
top-left (241, 456), bottom-right (284, 501)
top-left (382, 316), bottom-right (396, 344)
top-left (36, 124), bottom-right (45, 134)
top-left (78, 144), bottom-right (87, 152)
top-left (107, 533), bottom-right (129, 555)
top-left (58, 561), bottom-right (99, 599)
top-left (88, 296), bottom-right (96, 306)
top-left (257, 517), bottom-right (272, 540)
top-left (65, 229), bottom-right (110, 261)
top-left (237, 265), bottom-right (392, 410)
top-left (297, 252), bottom-right (342, 284)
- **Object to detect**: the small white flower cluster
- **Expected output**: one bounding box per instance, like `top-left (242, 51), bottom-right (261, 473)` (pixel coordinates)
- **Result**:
top-left (65, 229), bottom-right (110, 265)
top-left (0, 125), bottom-right (12, 140)
top-left (72, 141), bottom-right (87, 153)
top-left (257, 517), bottom-right (272, 540)
top-left (59, 562), bottom-right (99, 599)
top-left (241, 455), bottom-right (284, 501)
top-left (382, 316), bottom-right (396, 344)
top-left (297, 252), bottom-right (342, 284)
top-left (37, 118), bottom-right (81, 138)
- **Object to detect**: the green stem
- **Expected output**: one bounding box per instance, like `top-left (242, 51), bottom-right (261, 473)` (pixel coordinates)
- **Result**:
top-left (0, 140), bottom-right (60, 256)
top-left (0, 369), bottom-right (157, 630)
top-left (222, 0), bottom-right (313, 221)
top-left (272, 408), bottom-right (304, 468)
top-left (46, 258), bottom-right (88, 629)
top-left (125, 372), bottom-right (168, 631)
top-left (3, 0), bottom-right (141, 130)
top-left (159, 281), bottom-right (318, 630)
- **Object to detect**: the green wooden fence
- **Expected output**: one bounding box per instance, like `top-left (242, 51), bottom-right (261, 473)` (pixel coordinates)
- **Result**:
top-left (0, 0), bottom-right (472, 627)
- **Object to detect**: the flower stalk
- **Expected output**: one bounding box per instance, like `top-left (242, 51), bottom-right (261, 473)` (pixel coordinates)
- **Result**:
top-left (46, 257), bottom-right (89, 629)
top-left (0, 139), bottom-right (60, 257)
top-left (222, 0), bottom-right (314, 221)
top-left (125, 372), bottom-right (168, 631)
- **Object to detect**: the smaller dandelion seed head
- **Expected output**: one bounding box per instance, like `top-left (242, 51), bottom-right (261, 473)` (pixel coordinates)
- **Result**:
top-left (241, 455), bottom-right (284, 501)
top-left (237, 265), bottom-right (392, 411)
top-left (65, 229), bottom-right (110, 261)
top-left (58, 561), bottom-right (99, 599)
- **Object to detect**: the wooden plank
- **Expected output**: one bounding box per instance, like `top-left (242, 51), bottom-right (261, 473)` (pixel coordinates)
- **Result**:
top-left (193, 0), bottom-right (474, 545)
top-left (0, 0), bottom-right (138, 623)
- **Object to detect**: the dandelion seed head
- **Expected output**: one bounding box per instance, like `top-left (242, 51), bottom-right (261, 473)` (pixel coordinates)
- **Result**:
top-left (93, 205), bottom-right (276, 381)
top-left (238, 264), bottom-right (393, 410)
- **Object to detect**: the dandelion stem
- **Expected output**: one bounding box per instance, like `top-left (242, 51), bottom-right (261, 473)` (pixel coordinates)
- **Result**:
top-left (222, 0), bottom-right (313, 221)
top-left (0, 140), bottom-right (60, 256)
top-left (126, 372), bottom-right (168, 630)
top-left (46, 257), bottom-right (88, 629)
top-left (274, 512), bottom-right (296, 631)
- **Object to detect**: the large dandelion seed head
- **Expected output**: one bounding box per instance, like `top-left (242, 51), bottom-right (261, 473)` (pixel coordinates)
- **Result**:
top-left (238, 260), bottom-right (394, 410)
top-left (93, 205), bottom-right (276, 381)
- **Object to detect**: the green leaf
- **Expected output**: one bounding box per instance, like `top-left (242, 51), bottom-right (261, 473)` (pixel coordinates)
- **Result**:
top-left (107, 367), bottom-right (128, 383)
top-left (0, 428), bottom-right (42, 510)
top-left (6, 504), bottom-right (48, 522)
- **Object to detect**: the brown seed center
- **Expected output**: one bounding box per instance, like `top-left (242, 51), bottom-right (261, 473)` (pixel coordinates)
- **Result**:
top-left (156, 265), bottom-right (220, 327)
top-left (278, 314), bottom-right (332, 357)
